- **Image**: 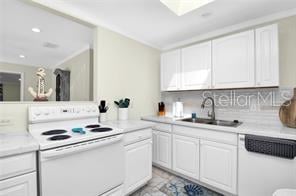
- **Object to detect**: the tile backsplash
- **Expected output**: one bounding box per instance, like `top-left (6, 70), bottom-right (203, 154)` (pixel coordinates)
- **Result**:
top-left (161, 87), bottom-right (294, 126)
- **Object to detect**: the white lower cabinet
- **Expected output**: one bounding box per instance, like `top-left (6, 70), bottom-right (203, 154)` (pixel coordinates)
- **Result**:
top-left (0, 153), bottom-right (36, 181)
top-left (152, 131), bottom-right (158, 163)
top-left (147, 121), bottom-right (239, 195)
top-left (0, 152), bottom-right (37, 196)
top-left (172, 135), bottom-right (199, 179)
top-left (0, 172), bottom-right (37, 196)
top-left (200, 140), bottom-right (237, 194)
top-left (102, 185), bottom-right (124, 196)
top-left (152, 131), bottom-right (172, 169)
top-left (124, 139), bottom-right (152, 195)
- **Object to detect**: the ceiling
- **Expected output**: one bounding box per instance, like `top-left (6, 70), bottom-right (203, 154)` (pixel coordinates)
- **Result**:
top-left (0, 0), bottom-right (93, 68)
top-left (33, 0), bottom-right (296, 50)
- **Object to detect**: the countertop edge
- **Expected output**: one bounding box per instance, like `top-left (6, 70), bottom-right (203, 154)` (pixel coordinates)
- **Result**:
top-left (0, 143), bottom-right (39, 158)
top-left (142, 116), bottom-right (296, 140)
top-left (102, 120), bottom-right (156, 134)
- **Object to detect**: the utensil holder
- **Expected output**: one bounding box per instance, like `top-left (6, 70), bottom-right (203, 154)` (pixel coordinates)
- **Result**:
top-left (99, 113), bottom-right (107, 122)
top-left (118, 108), bottom-right (128, 121)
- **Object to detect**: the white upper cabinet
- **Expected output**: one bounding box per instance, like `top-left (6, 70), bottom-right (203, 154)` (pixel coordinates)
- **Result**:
top-left (160, 24), bottom-right (279, 91)
top-left (255, 24), bottom-right (279, 87)
top-left (212, 30), bottom-right (255, 89)
top-left (161, 49), bottom-right (181, 91)
top-left (181, 42), bottom-right (212, 90)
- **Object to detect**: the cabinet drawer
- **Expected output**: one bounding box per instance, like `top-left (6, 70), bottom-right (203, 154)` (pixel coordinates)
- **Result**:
top-left (153, 123), bottom-right (172, 133)
top-left (124, 129), bottom-right (152, 146)
top-left (173, 125), bottom-right (237, 145)
top-left (0, 152), bottom-right (36, 180)
top-left (0, 172), bottom-right (37, 196)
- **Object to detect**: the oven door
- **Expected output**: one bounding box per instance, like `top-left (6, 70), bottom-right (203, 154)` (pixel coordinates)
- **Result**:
top-left (39, 135), bottom-right (124, 196)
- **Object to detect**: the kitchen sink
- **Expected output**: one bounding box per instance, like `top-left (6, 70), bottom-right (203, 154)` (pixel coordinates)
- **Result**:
top-left (180, 118), bottom-right (242, 127)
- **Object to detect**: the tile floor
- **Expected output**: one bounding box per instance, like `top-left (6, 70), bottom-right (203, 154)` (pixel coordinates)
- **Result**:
top-left (130, 167), bottom-right (223, 196)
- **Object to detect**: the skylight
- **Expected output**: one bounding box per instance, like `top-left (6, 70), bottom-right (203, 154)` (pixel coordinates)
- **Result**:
top-left (160, 0), bottom-right (215, 16)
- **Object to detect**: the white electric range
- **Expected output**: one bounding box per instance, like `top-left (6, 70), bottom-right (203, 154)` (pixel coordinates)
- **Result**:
top-left (28, 104), bottom-right (124, 196)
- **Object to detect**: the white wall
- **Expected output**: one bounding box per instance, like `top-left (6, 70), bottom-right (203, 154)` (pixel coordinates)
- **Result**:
top-left (0, 102), bottom-right (93, 132)
top-left (54, 49), bottom-right (93, 101)
top-left (0, 26), bottom-right (161, 132)
top-left (278, 15), bottom-right (296, 88)
top-left (95, 26), bottom-right (161, 120)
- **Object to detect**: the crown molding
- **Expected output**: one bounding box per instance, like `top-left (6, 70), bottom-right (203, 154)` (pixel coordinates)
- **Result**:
top-left (162, 7), bottom-right (296, 51)
top-left (31, 0), bottom-right (296, 52)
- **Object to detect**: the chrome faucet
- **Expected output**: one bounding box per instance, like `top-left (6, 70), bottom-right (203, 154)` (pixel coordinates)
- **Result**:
top-left (201, 97), bottom-right (216, 121)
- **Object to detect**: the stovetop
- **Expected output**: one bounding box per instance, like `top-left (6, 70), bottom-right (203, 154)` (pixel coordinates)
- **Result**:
top-left (28, 105), bottom-right (123, 150)
top-left (29, 120), bottom-right (123, 150)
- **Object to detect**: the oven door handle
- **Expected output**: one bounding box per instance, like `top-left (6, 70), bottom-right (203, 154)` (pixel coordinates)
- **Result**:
top-left (41, 134), bottom-right (123, 160)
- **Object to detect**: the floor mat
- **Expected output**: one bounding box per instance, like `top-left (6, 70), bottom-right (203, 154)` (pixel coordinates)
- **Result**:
top-left (159, 176), bottom-right (223, 196)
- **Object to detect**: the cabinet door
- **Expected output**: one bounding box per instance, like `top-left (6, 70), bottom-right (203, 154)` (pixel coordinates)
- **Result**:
top-left (155, 131), bottom-right (172, 169)
top-left (173, 135), bottom-right (199, 179)
top-left (124, 139), bottom-right (152, 195)
top-left (212, 30), bottom-right (255, 89)
top-left (152, 131), bottom-right (158, 164)
top-left (161, 50), bottom-right (181, 91)
top-left (181, 41), bottom-right (212, 90)
top-left (256, 24), bottom-right (279, 87)
top-left (0, 172), bottom-right (37, 196)
top-left (200, 140), bottom-right (237, 194)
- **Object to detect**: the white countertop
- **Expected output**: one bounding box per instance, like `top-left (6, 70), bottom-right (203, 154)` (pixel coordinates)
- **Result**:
top-left (0, 131), bottom-right (39, 158)
top-left (142, 116), bottom-right (296, 140)
top-left (102, 120), bottom-right (155, 133)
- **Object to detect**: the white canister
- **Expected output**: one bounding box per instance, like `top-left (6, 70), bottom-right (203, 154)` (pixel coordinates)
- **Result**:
top-left (173, 101), bottom-right (184, 118)
top-left (118, 108), bottom-right (128, 120)
top-left (99, 113), bottom-right (107, 122)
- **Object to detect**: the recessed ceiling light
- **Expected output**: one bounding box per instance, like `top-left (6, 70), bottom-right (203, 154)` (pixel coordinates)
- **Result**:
top-left (19, 54), bottom-right (26, 58)
top-left (160, 0), bottom-right (215, 16)
top-left (32, 27), bottom-right (41, 33)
